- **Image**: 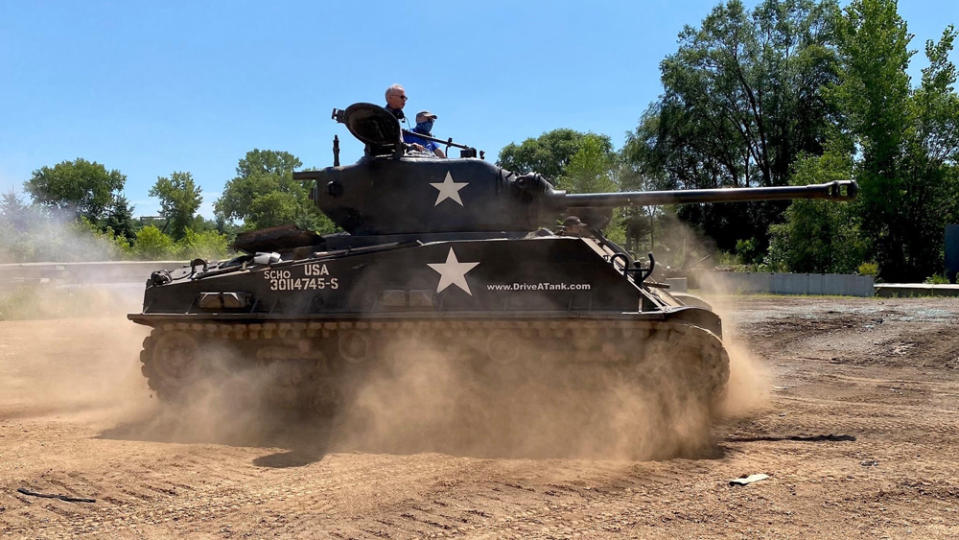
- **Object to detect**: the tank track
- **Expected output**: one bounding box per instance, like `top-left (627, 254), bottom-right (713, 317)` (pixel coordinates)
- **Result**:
top-left (139, 319), bottom-right (729, 417)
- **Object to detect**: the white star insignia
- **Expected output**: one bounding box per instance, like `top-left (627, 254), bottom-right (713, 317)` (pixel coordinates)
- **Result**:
top-left (429, 171), bottom-right (469, 206)
top-left (427, 247), bottom-right (480, 295)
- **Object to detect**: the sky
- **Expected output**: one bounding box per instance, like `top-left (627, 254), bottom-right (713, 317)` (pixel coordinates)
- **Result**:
top-left (1, 0), bottom-right (956, 218)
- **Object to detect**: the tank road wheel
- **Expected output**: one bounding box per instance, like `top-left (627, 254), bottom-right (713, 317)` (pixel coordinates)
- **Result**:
top-left (338, 330), bottom-right (370, 363)
top-left (632, 324), bottom-right (729, 417)
top-left (140, 329), bottom-right (200, 400)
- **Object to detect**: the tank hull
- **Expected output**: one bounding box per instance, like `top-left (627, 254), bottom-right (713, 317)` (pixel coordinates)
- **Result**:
top-left (130, 236), bottom-right (721, 331)
top-left (129, 236), bottom-right (729, 419)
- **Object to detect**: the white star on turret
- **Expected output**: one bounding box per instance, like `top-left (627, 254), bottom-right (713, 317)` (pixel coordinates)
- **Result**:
top-left (427, 247), bottom-right (480, 295)
top-left (429, 171), bottom-right (469, 206)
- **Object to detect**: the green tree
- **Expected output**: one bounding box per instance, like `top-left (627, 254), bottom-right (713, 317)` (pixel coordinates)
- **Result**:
top-left (557, 135), bottom-right (618, 194)
top-left (150, 171), bottom-right (202, 240)
top-left (832, 0), bottom-right (959, 280)
top-left (215, 149), bottom-right (335, 232)
top-left (497, 129), bottom-right (614, 180)
top-left (236, 148), bottom-right (303, 179)
top-left (0, 192), bottom-right (36, 262)
top-left (766, 147), bottom-right (868, 272)
top-left (103, 195), bottom-right (137, 241)
top-left (0, 191), bottom-right (33, 233)
top-left (554, 135), bottom-right (628, 242)
top-left (624, 0), bottom-right (841, 257)
top-left (24, 158), bottom-right (126, 225)
top-left (191, 215), bottom-right (225, 233)
top-left (901, 26), bottom-right (959, 277)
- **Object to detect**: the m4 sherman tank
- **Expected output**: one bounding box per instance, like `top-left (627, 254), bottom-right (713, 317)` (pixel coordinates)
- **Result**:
top-left (129, 103), bottom-right (856, 441)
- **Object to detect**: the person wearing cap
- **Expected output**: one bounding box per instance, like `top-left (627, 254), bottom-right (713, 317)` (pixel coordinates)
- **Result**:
top-left (403, 110), bottom-right (446, 158)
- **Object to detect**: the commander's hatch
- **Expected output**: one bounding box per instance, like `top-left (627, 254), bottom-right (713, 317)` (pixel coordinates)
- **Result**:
top-left (332, 103), bottom-right (401, 156)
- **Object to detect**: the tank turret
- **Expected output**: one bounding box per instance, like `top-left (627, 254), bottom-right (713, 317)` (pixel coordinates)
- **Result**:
top-left (293, 103), bottom-right (856, 235)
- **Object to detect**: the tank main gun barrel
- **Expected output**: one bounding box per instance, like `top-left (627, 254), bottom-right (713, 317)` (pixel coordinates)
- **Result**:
top-left (561, 180), bottom-right (857, 208)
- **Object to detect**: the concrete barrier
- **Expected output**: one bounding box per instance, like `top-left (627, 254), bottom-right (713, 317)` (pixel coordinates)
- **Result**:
top-left (0, 261), bottom-right (186, 287)
top-left (701, 272), bottom-right (875, 297)
top-left (875, 283), bottom-right (959, 297)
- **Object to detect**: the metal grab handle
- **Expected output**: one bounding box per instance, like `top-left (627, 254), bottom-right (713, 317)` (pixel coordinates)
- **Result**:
top-left (190, 258), bottom-right (208, 276)
top-left (611, 252), bottom-right (655, 283)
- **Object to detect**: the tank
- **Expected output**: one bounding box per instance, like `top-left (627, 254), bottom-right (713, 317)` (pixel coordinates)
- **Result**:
top-left (129, 103), bottom-right (857, 428)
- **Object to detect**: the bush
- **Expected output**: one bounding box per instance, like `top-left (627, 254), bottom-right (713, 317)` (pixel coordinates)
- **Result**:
top-left (857, 261), bottom-right (879, 276)
top-left (78, 219), bottom-right (133, 259)
top-left (735, 237), bottom-right (764, 264)
top-left (924, 274), bottom-right (950, 284)
top-left (176, 228), bottom-right (231, 260)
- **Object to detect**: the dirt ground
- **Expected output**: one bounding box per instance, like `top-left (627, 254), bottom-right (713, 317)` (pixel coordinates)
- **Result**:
top-left (1, 295), bottom-right (957, 538)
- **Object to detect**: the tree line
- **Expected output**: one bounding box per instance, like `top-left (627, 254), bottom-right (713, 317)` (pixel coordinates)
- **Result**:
top-left (2, 0), bottom-right (956, 282)
top-left (0, 150), bottom-right (335, 263)
top-left (499, 0), bottom-right (958, 282)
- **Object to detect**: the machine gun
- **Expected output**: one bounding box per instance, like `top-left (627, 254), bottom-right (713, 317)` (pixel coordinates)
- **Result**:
top-left (399, 129), bottom-right (484, 159)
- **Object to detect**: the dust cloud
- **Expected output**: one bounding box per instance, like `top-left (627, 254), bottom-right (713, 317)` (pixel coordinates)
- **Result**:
top-left (325, 219), bottom-right (771, 459)
top-left (2, 306), bottom-right (766, 461)
top-left (321, 332), bottom-right (723, 460)
top-left (0, 215), bottom-right (154, 423)
top-left (1, 213), bottom-right (770, 462)
top-left (94, 331), bottom-right (722, 460)
top-left (0, 204), bottom-right (144, 319)
top-left (109, 350), bottom-right (320, 447)
top-left (0, 204), bottom-right (127, 265)
top-left (0, 316), bottom-right (151, 422)
top-left (648, 217), bottom-right (772, 419)
top-left (0, 283), bottom-right (142, 320)
top-left (713, 315), bottom-right (772, 418)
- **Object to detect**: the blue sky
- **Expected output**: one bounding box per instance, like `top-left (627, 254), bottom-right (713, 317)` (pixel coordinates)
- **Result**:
top-left (1, 1), bottom-right (956, 218)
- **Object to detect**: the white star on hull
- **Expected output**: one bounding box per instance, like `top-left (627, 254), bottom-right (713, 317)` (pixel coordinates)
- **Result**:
top-left (427, 247), bottom-right (480, 295)
top-left (430, 171), bottom-right (469, 206)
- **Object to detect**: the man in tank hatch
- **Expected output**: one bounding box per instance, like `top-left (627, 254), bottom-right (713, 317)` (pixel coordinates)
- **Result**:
top-left (384, 84), bottom-right (409, 125)
top-left (384, 83), bottom-right (428, 153)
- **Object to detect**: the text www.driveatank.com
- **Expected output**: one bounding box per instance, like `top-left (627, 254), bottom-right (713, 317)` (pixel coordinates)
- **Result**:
top-left (487, 282), bottom-right (591, 292)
